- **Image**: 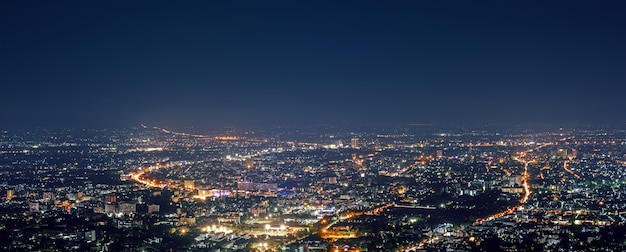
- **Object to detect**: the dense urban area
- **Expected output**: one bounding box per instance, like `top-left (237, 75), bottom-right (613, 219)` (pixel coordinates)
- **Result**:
top-left (1, 124), bottom-right (625, 251)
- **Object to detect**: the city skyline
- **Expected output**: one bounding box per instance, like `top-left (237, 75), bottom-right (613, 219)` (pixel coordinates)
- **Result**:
top-left (1, 124), bottom-right (626, 251)
top-left (2, 1), bottom-right (625, 128)
top-left (3, 2), bottom-right (626, 250)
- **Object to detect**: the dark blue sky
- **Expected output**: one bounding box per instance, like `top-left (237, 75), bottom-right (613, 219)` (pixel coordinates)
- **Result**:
top-left (1, 1), bottom-right (625, 128)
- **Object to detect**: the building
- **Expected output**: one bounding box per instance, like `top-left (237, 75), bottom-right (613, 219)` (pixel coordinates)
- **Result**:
top-left (42, 191), bottom-right (55, 202)
top-left (6, 189), bottom-right (14, 200)
top-left (237, 182), bottom-right (278, 191)
top-left (436, 150), bottom-right (443, 158)
top-left (105, 194), bottom-right (116, 204)
top-left (324, 177), bottom-right (338, 184)
top-left (250, 207), bottom-right (266, 216)
top-left (351, 137), bottom-right (359, 149)
top-left (246, 158), bottom-right (254, 169)
top-left (105, 203), bottom-right (116, 214)
top-left (178, 216), bottom-right (196, 226)
top-left (501, 187), bottom-right (524, 194)
top-left (78, 230), bottom-right (96, 242)
top-left (119, 203), bottom-right (136, 214)
top-left (29, 201), bottom-right (40, 213)
top-left (120, 173), bottom-right (131, 181)
top-left (148, 204), bottom-right (160, 214)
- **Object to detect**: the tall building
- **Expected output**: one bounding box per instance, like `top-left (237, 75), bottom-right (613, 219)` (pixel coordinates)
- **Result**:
top-left (351, 137), bottom-right (359, 149)
top-left (6, 189), bottom-right (14, 200)
top-left (246, 158), bottom-right (254, 169)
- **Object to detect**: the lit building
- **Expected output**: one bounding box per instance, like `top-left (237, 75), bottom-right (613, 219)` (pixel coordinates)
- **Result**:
top-left (6, 189), bottom-right (14, 200)
top-left (351, 137), bottom-right (359, 149)
top-left (246, 158), bottom-right (254, 169)
top-left (105, 203), bottom-right (116, 214)
top-left (436, 150), bottom-right (443, 158)
top-left (120, 173), bottom-right (131, 181)
top-left (42, 191), bottom-right (55, 202)
top-left (148, 204), bottom-right (160, 214)
top-left (105, 194), bottom-right (116, 204)
top-left (249, 206), bottom-right (266, 216)
top-left (501, 187), bottom-right (524, 194)
top-left (325, 177), bottom-right (338, 184)
top-left (178, 216), bottom-right (196, 226)
top-left (79, 230), bottom-right (96, 242)
top-left (321, 225), bottom-right (359, 239)
top-left (119, 203), bottom-right (136, 214)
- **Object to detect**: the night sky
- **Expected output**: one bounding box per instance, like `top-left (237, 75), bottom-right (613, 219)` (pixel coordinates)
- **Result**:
top-left (1, 1), bottom-right (625, 128)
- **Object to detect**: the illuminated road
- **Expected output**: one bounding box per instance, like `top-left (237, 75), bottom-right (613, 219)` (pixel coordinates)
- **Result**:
top-left (144, 124), bottom-right (239, 140)
top-left (563, 160), bottom-right (582, 180)
top-left (518, 159), bottom-right (531, 204)
top-left (129, 163), bottom-right (175, 189)
top-left (404, 142), bottom-right (556, 251)
top-left (476, 141), bottom-right (567, 223)
top-left (320, 203), bottom-right (393, 239)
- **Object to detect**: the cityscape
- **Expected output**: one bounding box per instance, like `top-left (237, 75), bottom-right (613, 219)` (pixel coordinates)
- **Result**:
top-left (1, 124), bottom-right (626, 251)
top-left (2, 1), bottom-right (625, 251)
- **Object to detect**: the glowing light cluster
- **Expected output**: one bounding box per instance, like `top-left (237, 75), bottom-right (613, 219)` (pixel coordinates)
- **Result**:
top-left (204, 225), bottom-right (233, 234)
